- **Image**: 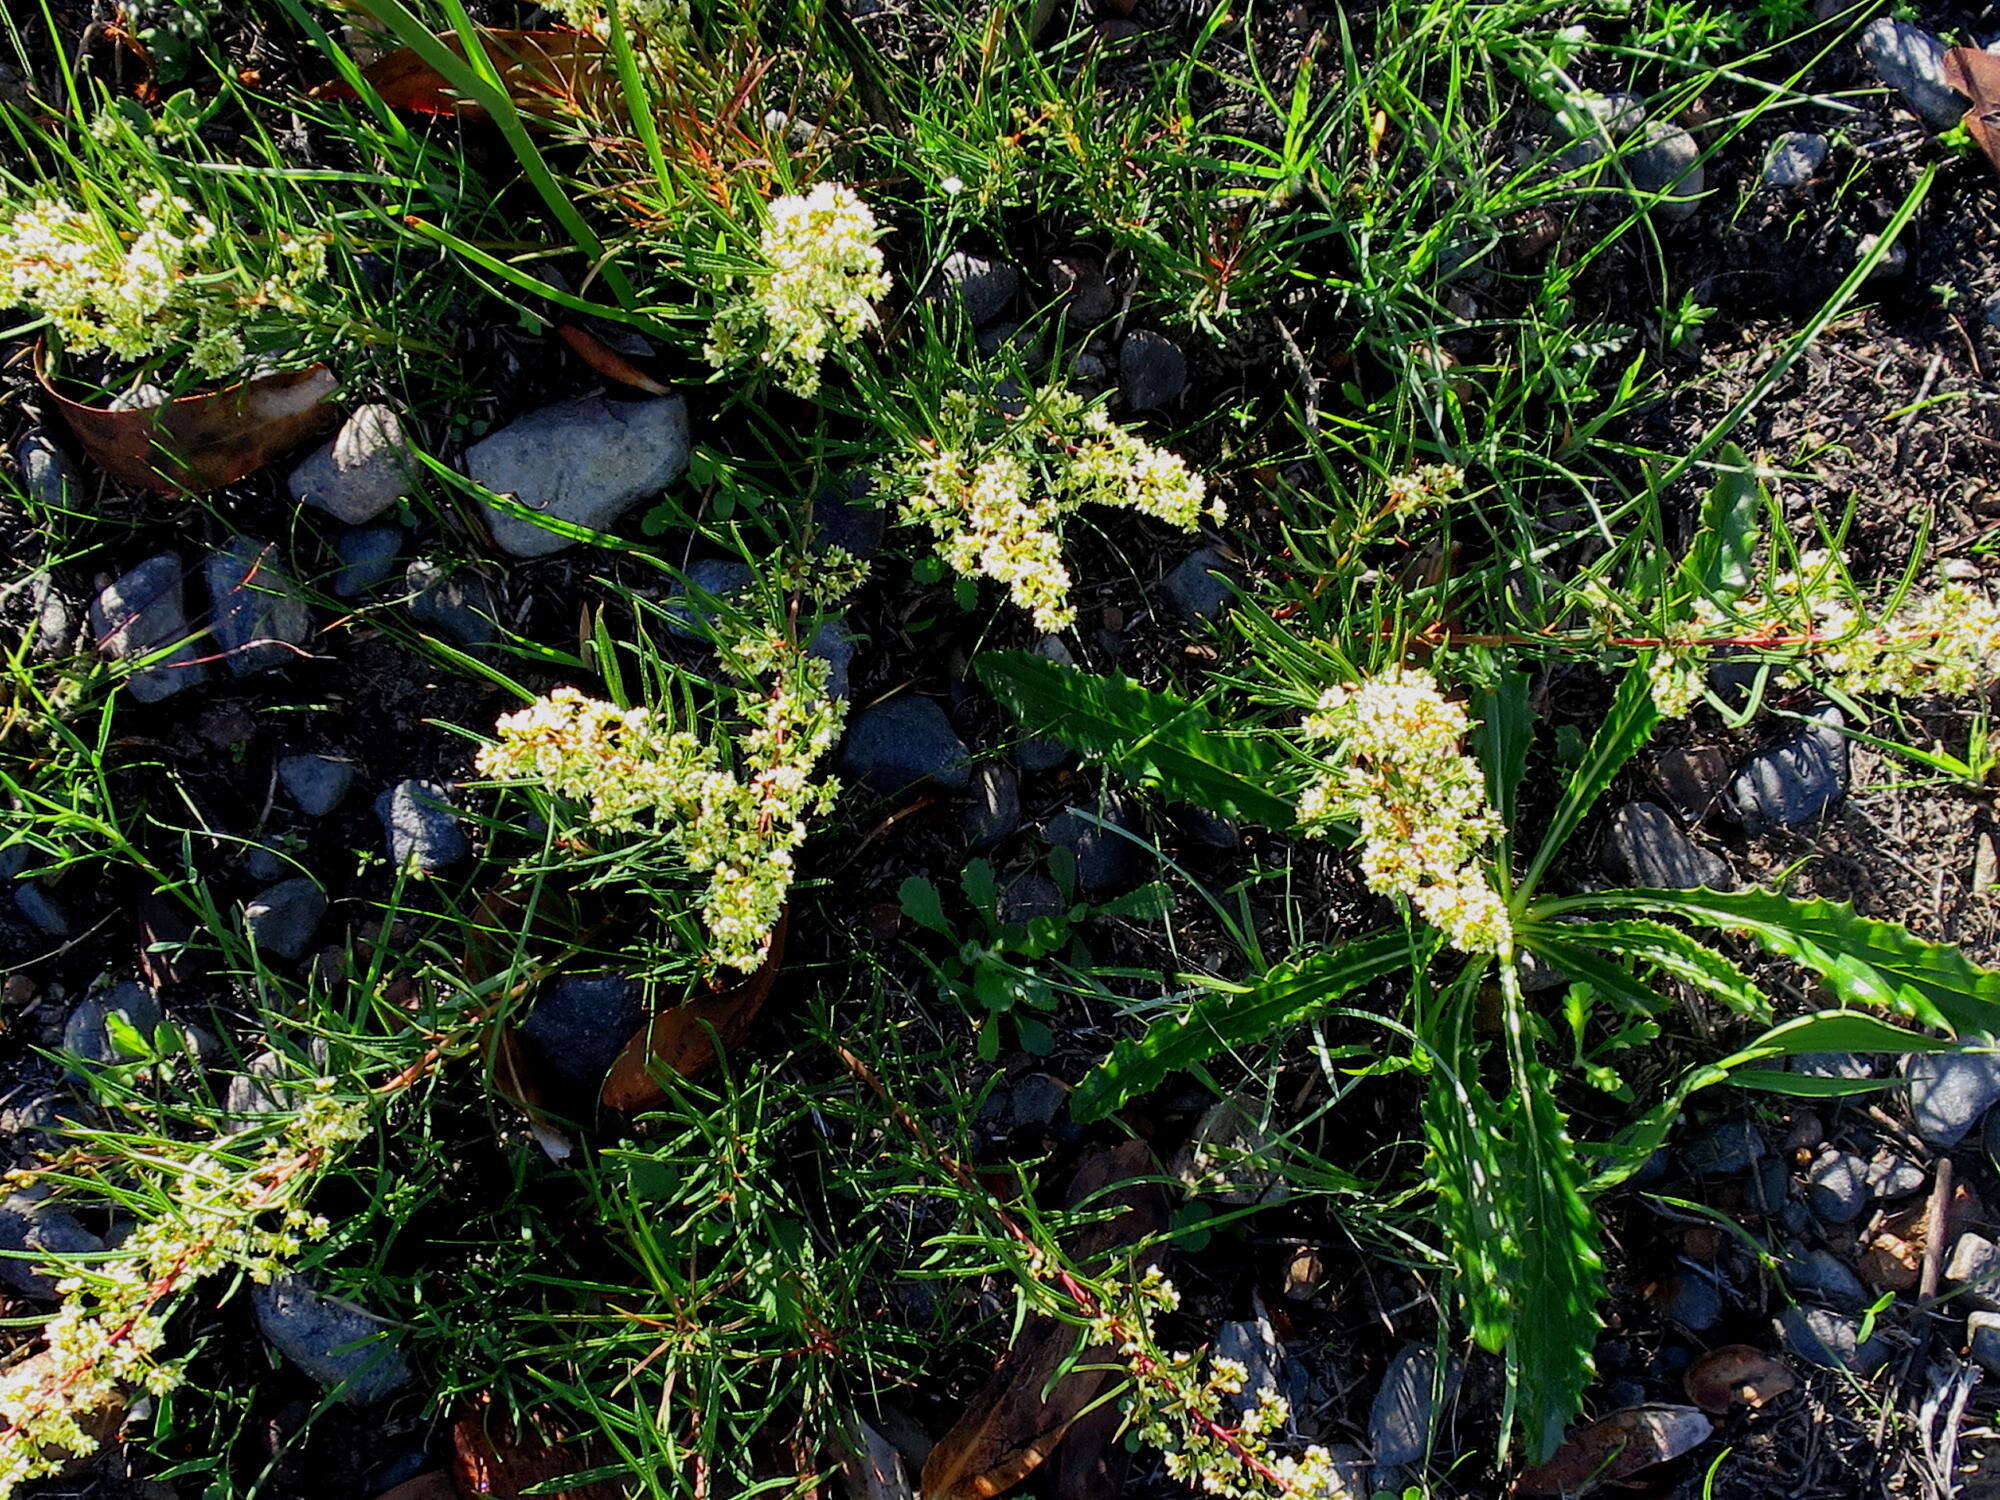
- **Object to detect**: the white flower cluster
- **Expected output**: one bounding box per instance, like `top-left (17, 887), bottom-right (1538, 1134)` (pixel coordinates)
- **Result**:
top-left (704, 183), bottom-right (891, 398)
top-left (1296, 667), bottom-right (1511, 955)
top-left (1091, 1269), bottom-right (1352, 1499)
top-left (476, 660), bottom-right (845, 972)
top-left (1383, 461), bottom-right (1466, 517)
top-left (539, 0), bottom-right (689, 35)
top-left (0, 192), bottom-right (325, 379)
top-left (0, 1092), bottom-right (363, 1496)
top-left (899, 398), bottom-right (1219, 632)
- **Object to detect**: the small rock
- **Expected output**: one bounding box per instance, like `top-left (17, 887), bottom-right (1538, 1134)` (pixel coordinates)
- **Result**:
top-left (243, 878), bottom-right (327, 960)
top-left (1282, 1246), bottom-right (1324, 1300)
top-left (1600, 801), bottom-right (1733, 890)
top-left (517, 975), bottom-right (645, 1095)
top-left (252, 1274), bottom-right (412, 1404)
top-left (1794, 1052), bottom-right (1875, 1082)
top-left (1000, 872), bottom-right (1066, 925)
top-left (1553, 90), bottom-right (1646, 169)
top-left (109, 381), bottom-right (167, 412)
top-left (930, 251), bottom-right (1018, 327)
top-left (21, 573), bottom-right (75, 660)
top-left (1725, 706), bottom-right (1847, 833)
top-left (809, 618), bottom-right (856, 702)
top-left (1163, 547), bottom-right (1237, 623)
top-left (1369, 1344), bottom-right (1452, 1485)
top-left (1762, 132), bottom-right (1828, 189)
top-left (278, 754), bottom-right (356, 817)
top-left (1652, 744), bottom-right (1731, 820)
top-left (10, 883), bottom-right (67, 938)
top-left (374, 779), bottom-right (468, 873)
top-left (1864, 1148), bottom-right (1926, 1201)
top-left (1625, 120), bottom-right (1704, 220)
top-left (1859, 18), bottom-right (1963, 129)
top-left (1178, 808), bottom-right (1241, 849)
top-left (330, 522), bottom-right (403, 597)
top-left (243, 837), bottom-right (289, 884)
top-left (1213, 1297), bottom-right (1288, 1414)
top-left (1045, 800), bottom-right (1143, 892)
top-left (810, 479), bottom-right (885, 560)
top-left (1013, 733), bottom-right (1071, 773)
top-left (962, 763), bottom-right (1021, 849)
top-left (228, 1049), bottom-right (309, 1116)
top-left (1776, 1305), bottom-right (1891, 1373)
top-left (1176, 1096), bottom-right (1288, 1207)
top-left (467, 394), bottom-right (690, 559)
top-left (1747, 1153), bottom-right (1791, 1215)
top-left (1805, 1148), bottom-right (1868, 1224)
top-left (0, 1187), bottom-right (105, 1299)
top-left (840, 699), bottom-right (971, 795)
top-left (63, 982), bottom-right (164, 1067)
top-left (205, 538), bottom-right (311, 675)
top-left (1907, 1043), bottom-right (2000, 1146)
top-left (288, 404), bottom-right (417, 524)
top-left (1947, 1232), bottom-right (2000, 1309)
top-left (1984, 290), bottom-right (2000, 333)
top-left (1970, 1311), bottom-right (2000, 1376)
top-left (1048, 254), bottom-right (1116, 323)
top-left (1857, 232), bottom-right (1909, 281)
top-left (1680, 1120), bottom-right (1767, 1177)
top-left (1783, 1246), bottom-right (1868, 1313)
top-left (13, 434), bottom-right (67, 508)
top-left (90, 553), bottom-right (205, 702)
top-left (1119, 330), bottom-right (1188, 409)
top-left (405, 560), bottom-right (498, 654)
top-left (1659, 1270), bottom-right (1722, 1331)
top-left (665, 559), bottom-right (752, 641)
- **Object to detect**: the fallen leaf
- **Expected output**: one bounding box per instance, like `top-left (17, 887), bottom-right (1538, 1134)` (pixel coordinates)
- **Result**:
top-left (1945, 49), bottom-right (2000, 174)
top-left (920, 1140), bottom-right (1167, 1500)
top-left (450, 1395), bottom-right (624, 1499)
top-left (1517, 1405), bottom-right (1713, 1496)
top-left (1683, 1345), bottom-right (1797, 1414)
top-left (599, 913), bottom-right (789, 1112)
top-left (40, 353), bottom-right (338, 495)
top-left (556, 324), bottom-right (673, 395)
top-left (315, 29), bottom-right (614, 125)
top-left (376, 1476), bottom-right (458, 1500)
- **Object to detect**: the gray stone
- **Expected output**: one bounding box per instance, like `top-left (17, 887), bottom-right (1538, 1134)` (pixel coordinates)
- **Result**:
top-left (1947, 1232), bottom-right (2000, 1309)
top-left (1049, 254), bottom-right (1116, 323)
top-left (1985, 289), bottom-right (2000, 333)
top-left (1859, 18), bottom-right (1963, 129)
top-left (1553, 91), bottom-right (1646, 173)
top-left (467, 394), bottom-right (689, 558)
top-left (1794, 1052), bottom-right (1875, 1082)
top-left (1000, 872), bottom-right (1066, 926)
top-left (811, 480), bottom-right (885, 560)
top-left (1369, 1344), bottom-right (1453, 1485)
top-left (206, 537), bottom-right (311, 675)
top-left (841, 699), bottom-right (971, 794)
top-left (279, 754), bottom-right (356, 817)
top-left (517, 975), bottom-right (645, 1095)
top-left (1747, 1153), bottom-right (1791, 1215)
top-left (1014, 734), bottom-right (1071, 774)
top-left (13, 434), bottom-right (67, 508)
top-left (1120, 330), bottom-right (1188, 409)
top-left (1213, 1298), bottom-right (1289, 1415)
top-left (243, 837), bottom-right (288, 884)
top-left (1907, 1043), bottom-right (2000, 1146)
top-left (331, 522), bottom-right (403, 597)
top-left (1660, 1270), bottom-right (1722, 1331)
top-left (90, 553), bottom-right (205, 702)
top-left (1680, 1120), bottom-right (1766, 1176)
top-left (63, 982), bottom-right (164, 1067)
top-left (665, 559), bottom-right (752, 641)
top-left (930, 251), bottom-right (1018, 327)
top-left (405, 560), bottom-right (498, 653)
top-left (1626, 120), bottom-right (1704, 221)
top-left (1971, 1311), bottom-right (2000, 1377)
top-left (10, 883), bottom-right (67, 938)
top-left (1600, 801), bottom-right (1733, 890)
top-left (1777, 1305), bottom-right (1891, 1374)
top-left (252, 1274), bottom-right (412, 1404)
top-left (1784, 1247), bottom-right (1867, 1313)
top-left (1762, 131), bottom-right (1829, 189)
top-left (244, 878), bottom-right (327, 960)
top-left (0, 1187), bottom-right (104, 1299)
top-left (228, 1049), bottom-right (308, 1117)
top-left (22, 573), bottom-right (75, 659)
top-left (1805, 1148), bottom-right (1868, 1224)
top-left (1865, 1148), bottom-right (1926, 1201)
top-left (1045, 801), bottom-right (1143, 892)
top-left (1857, 231), bottom-right (1909, 281)
top-left (1163, 547), bottom-right (1237, 623)
top-left (962, 763), bottom-right (1021, 849)
top-left (1725, 705), bottom-right (1847, 833)
top-left (375, 779), bottom-right (468, 873)
top-left (288, 404), bottom-right (416, 524)
top-left (808, 618), bottom-right (856, 702)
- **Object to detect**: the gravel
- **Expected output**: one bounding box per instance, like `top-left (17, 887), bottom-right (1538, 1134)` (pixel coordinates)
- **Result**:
top-left (13, 433), bottom-right (67, 508)
top-left (1804, 1148), bottom-right (1868, 1224)
top-left (1783, 1246), bottom-right (1868, 1313)
top-left (1162, 547), bottom-right (1237, 623)
top-left (375, 779), bottom-right (469, 873)
top-left (1776, 1305), bottom-right (1891, 1373)
top-left (1119, 329), bottom-right (1189, 409)
top-left (961, 763), bottom-right (1022, 849)
top-left (1971, 1312), bottom-right (2000, 1377)
top-left (1044, 799), bottom-right (1143, 892)
top-left (330, 522), bottom-right (403, 597)
top-left (0, 1187), bottom-right (105, 1299)
top-left (1725, 705), bottom-right (1848, 833)
top-left (810, 479), bottom-right (885, 559)
top-left (252, 1274), bottom-right (413, 1404)
top-left (1659, 1270), bottom-right (1722, 1331)
top-left (1048, 253), bottom-right (1116, 323)
top-left (468, 394), bottom-right (690, 558)
top-left (63, 982), bottom-right (164, 1067)
top-left (1906, 1043), bottom-right (2000, 1146)
top-left (243, 877), bottom-right (327, 960)
top-left (516, 975), bottom-right (645, 1095)
top-left (1946, 1232), bottom-right (2000, 1309)
top-left (206, 537), bottom-right (312, 675)
top-left (809, 619), bottom-right (856, 702)
top-left (1600, 801), bottom-right (1733, 889)
top-left (665, 559), bottom-right (752, 641)
top-left (90, 553), bottom-right (206, 702)
top-left (1859, 18), bottom-right (1963, 130)
top-left (278, 754), bottom-right (356, 817)
top-left (840, 698), bottom-right (971, 795)
top-left (10, 883), bottom-right (67, 938)
top-left (288, 404), bottom-right (417, 524)
top-left (1625, 120), bottom-right (1704, 220)
top-left (929, 250), bottom-right (1018, 326)
top-left (1762, 131), bottom-right (1829, 189)
top-left (1679, 1120), bottom-right (1766, 1176)
top-left (405, 560), bottom-right (498, 654)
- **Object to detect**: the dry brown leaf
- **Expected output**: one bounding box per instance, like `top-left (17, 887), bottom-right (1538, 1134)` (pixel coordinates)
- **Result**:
top-left (1945, 48), bottom-right (2000, 173)
top-left (40, 354), bottom-right (338, 494)
top-left (920, 1140), bottom-right (1166, 1500)
top-left (1517, 1405), bottom-right (1713, 1496)
top-left (555, 324), bottom-right (673, 395)
top-left (599, 913), bottom-right (789, 1112)
top-left (314, 29), bottom-right (615, 124)
top-left (1683, 1345), bottom-right (1797, 1414)
top-left (449, 1395), bottom-right (624, 1499)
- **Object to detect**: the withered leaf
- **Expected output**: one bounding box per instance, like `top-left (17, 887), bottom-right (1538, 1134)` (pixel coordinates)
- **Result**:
top-left (41, 354), bottom-right (338, 495)
top-left (1517, 1404), bottom-right (1713, 1496)
top-left (449, 1396), bottom-right (625, 1499)
top-left (1683, 1345), bottom-right (1797, 1414)
top-left (598, 914), bottom-right (789, 1112)
top-left (920, 1140), bottom-right (1166, 1500)
top-left (1945, 48), bottom-right (2000, 174)
top-left (556, 324), bottom-right (673, 395)
top-left (315, 29), bottom-right (615, 125)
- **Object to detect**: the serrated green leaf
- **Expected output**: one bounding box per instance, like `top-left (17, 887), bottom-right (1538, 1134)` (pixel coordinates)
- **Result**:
top-left (898, 876), bottom-right (950, 936)
top-left (1520, 657), bottom-right (1659, 898)
top-left (1679, 443), bottom-right (1766, 603)
top-left (973, 651), bottom-right (1297, 828)
top-left (1523, 917), bottom-right (1766, 1017)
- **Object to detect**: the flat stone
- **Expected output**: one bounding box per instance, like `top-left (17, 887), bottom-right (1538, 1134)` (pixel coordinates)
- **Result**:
top-left (808, 618), bottom-right (856, 702)
top-left (374, 779), bottom-right (468, 873)
top-left (206, 537), bottom-right (311, 675)
top-left (1120, 330), bottom-right (1188, 409)
top-left (1045, 800), bottom-right (1143, 892)
top-left (63, 982), bottom-right (164, 1067)
top-left (243, 878), bottom-right (327, 960)
top-left (1783, 1246), bottom-right (1867, 1313)
top-left (1163, 547), bottom-right (1237, 623)
top-left (1805, 1148), bottom-right (1868, 1224)
top-left (252, 1273), bottom-right (412, 1404)
top-left (405, 560), bottom-right (498, 654)
top-left (22, 573), bottom-right (75, 659)
top-left (468, 395), bottom-right (689, 558)
top-left (517, 975), bottom-right (645, 1095)
top-left (1213, 1298), bottom-right (1288, 1414)
top-left (243, 837), bottom-right (289, 884)
top-left (1369, 1344), bottom-right (1453, 1485)
top-left (90, 553), bottom-right (205, 702)
top-left (961, 763), bottom-right (1021, 849)
top-left (1659, 1270), bottom-right (1722, 1331)
top-left (1859, 18), bottom-right (1963, 129)
top-left (930, 251), bottom-right (1018, 327)
top-left (1762, 131), bottom-right (1829, 189)
top-left (1907, 1043), bottom-right (2000, 1146)
top-left (13, 433), bottom-right (67, 508)
top-left (1013, 733), bottom-right (1071, 773)
top-left (1680, 1120), bottom-right (1767, 1176)
top-left (0, 1187), bottom-right (104, 1299)
top-left (288, 404), bottom-right (416, 524)
top-left (228, 1049), bottom-right (309, 1116)
top-left (1626, 120), bottom-right (1704, 220)
top-left (1776, 1305), bottom-right (1891, 1373)
top-left (1947, 1233), bottom-right (2000, 1309)
top-left (278, 754), bottom-right (356, 817)
top-left (665, 559), bottom-right (752, 641)
top-left (841, 698), bottom-right (971, 795)
top-left (330, 522), bottom-right (403, 597)
top-left (10, 883), bottom-right (67, 938)
top-left (1048, 253), bottom-right (1116, 323)
top-left (1725, 706), bottom-right (1847, 833)
top-left (1971, 1311), bottom-right (2000, 1376)
top-left (1600, 801), bottom-right (1733, 889)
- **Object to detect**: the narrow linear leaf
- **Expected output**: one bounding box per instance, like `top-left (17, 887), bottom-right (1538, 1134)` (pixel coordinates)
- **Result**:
top-left (1521, 658), bottom-right (1659, 897)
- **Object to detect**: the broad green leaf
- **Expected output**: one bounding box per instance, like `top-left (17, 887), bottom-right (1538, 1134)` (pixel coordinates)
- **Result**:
top-left (973, 651), bottom-right (1298, 828)
top-left (1522, 918), bottom-right (1765, 1016)
top-left (1519, 657), bottom-right (1659, 898)
top-left (1679, 443), bottom-right (1765, 603)
top-left (1725, 1070), bottom-right (1898, 1098)
top-left (1471, 669), bottom-right (1533, 891)
top-left (898, 876), bottom-right (950, 936)
top-left (1071, 928), bottom-right (1415, 1122)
